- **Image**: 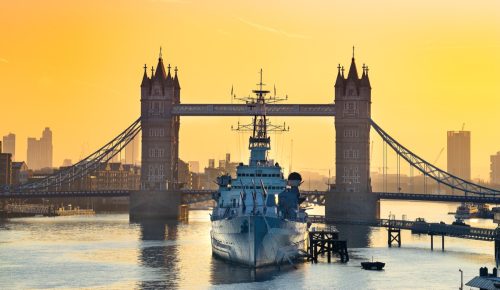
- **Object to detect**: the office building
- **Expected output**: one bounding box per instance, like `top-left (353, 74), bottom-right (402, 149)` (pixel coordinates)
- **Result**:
top-left (27, 127), bottom-right (53, 170)
top-left (2, 133), bottom-right (15, 160)
top-left (0, 142), bottom-right (13, 186)
top-left (491, 152), bottom-right (500, 185)
top-left (447, 131), bottom-right (471, 180)
top-left (124, 135), bottom-right (140, 165)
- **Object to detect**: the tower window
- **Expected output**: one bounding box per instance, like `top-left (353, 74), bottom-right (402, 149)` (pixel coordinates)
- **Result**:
top-left (343, 102), bottom-right (358, 116)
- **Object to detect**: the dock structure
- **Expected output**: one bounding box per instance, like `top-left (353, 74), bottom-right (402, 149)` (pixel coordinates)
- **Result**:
top-left (1, 203), bottom-right (95, 218)
top-left (307, 226), bottom-right (349, 263)
top-left (309, 215), bottom-right (500, 264)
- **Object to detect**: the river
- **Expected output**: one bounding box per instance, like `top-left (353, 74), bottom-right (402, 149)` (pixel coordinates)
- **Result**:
top-left (0, 200), bottom-right (497, 289)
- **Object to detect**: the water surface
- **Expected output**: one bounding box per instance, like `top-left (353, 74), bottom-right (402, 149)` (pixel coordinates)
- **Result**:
top-left (0, 201), bottom-right (496, 289)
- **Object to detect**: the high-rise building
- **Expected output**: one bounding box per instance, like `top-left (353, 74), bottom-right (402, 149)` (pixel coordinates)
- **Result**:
top-left (2, 133), bottom-right (15, 161)
top-left (125, 135), bottom-right (140, 165)
top-left (27, 127), bottom-right (53, 170)
top-left (0, 141), bottom-right (13, 186)
top-left (491, 152), bottom-right (500, 185)
top-left (447, 131), bottom-right (471, 180)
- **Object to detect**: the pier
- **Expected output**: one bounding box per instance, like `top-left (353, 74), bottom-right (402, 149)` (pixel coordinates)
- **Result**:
top-left (309, 215), bottom-right (500, 263)
top-left (308, 225), bottom-right (349, 263)
top-left (1, 203), bottom-right (95, 218)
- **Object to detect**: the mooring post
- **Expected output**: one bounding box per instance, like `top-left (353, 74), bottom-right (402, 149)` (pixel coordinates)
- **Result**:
top-left (495, 239), bottom-right (500, 268)
top-left (327, 241), bottom-right (331, 263)
top-left (314, 243), bottom-right (318, 263)
top-left (309, 232), bottom-right (313, 259)
top-left (430, 234), bottom-right (434, 251)
top-left (441, 234), bottom-right (445, 251)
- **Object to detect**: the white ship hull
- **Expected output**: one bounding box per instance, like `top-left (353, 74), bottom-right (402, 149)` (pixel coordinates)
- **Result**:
top-left (211, 215), bottom-right (307, 267)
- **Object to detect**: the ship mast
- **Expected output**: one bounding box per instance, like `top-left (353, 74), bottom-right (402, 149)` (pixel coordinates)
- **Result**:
top-left (232, 69), bottom-right (288, 166)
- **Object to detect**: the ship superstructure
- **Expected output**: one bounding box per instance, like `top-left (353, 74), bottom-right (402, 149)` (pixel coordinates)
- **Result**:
top-left (210, 71), bottom-right (309, 267)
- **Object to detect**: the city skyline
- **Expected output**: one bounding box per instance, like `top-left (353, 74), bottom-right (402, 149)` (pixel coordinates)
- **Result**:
top-left (0, 0), bottom-right (499, 181)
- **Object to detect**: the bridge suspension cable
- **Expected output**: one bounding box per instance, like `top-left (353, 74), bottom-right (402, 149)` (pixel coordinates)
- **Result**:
top-left (370, 119), bottom-right (500, 196)
top-left (16, 118), bottom-right (142, 192)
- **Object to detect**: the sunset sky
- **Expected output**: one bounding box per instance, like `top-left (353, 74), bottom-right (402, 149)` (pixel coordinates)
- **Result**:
top-left (1, 0), bottom-right (499, 181)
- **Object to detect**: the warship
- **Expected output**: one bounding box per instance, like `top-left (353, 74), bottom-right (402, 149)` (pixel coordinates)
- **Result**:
top-left (210, 71), bottom-right (309, 267)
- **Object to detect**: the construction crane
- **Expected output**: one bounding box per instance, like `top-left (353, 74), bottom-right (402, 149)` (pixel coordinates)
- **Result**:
top-left (434, 147), bottom-right (445, 164)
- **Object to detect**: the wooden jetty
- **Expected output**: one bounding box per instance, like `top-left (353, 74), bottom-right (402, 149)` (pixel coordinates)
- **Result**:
top-left (307, 225), bottom-right (349, 263)
top-left (309, 214), bottom-right (500, 266)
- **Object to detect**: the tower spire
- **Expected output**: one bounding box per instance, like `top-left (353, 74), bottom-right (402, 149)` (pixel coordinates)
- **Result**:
top-left (159, 46), bottom-right (163, 60)
top-left (173, 66), bottom-right (180, 89)
top-left (141, 64), bottom-right (149, 87)
top-left (347, 47), bottom-right (358, 80)
top-left (335, 63), bottom-right (344, 88)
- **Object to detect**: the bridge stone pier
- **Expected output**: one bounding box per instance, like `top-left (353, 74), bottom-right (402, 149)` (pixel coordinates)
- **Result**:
top-left (325, 55), bottom-right (380, 222)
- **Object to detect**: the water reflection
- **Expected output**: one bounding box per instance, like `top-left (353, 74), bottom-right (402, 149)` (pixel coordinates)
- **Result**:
top-left (210, 255), bottom-right (300, 285)
top-left (137, 221), bottom-right (180, 289)
top-left (333, 224), bottom-right (373, 248)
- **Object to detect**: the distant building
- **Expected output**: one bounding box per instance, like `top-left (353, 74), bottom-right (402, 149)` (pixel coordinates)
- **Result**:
top-left (12, 161), bottom-right (29, 186)
top-left (94, 162), bottom-right (140, 190)
top-left (178, 159), bottom-right (191, 188)
top-left (124, 135), bottom-right (140, 165)
top-left (491, 152), bottom-right (500, 185)
top-left (0, 142), bottom-right (12, 187)
top-left (188, 161), bottom-right (200, 173)
top-left (447, 131), bottom-right (471, 180)
top-left (2, 133), bottom-right (15, 160)
top-left (199, 154), bottom-right (239, 190)
top-left (27, 127), bottom-right (53, 170)
top-left (62, 159), bottom-right (72, 167)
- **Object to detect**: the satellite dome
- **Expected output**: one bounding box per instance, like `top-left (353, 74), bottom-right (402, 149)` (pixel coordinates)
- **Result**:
top-left (287, 172), bottom-right (302, 187)
top-left (288, 172), bottom-right (302, 181)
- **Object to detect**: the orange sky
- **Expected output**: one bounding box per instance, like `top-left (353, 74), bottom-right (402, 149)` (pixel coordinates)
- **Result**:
top-left (0, 0), bottom-right (499, 181)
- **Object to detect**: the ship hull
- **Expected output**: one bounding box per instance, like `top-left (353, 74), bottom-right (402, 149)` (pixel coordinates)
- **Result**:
top-left (211, 215), bottom-right (307, 267)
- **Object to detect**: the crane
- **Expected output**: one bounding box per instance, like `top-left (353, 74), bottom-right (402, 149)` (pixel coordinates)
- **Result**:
top-left (434, 147), bottom-right (445, 164)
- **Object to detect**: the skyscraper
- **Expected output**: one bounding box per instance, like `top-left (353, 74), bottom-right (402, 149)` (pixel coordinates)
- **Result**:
top-left (0, 141), bottom-right (13, 186)
top-left (125, 135), bottom-right (140, 165)
top-left (27, 127), bottom-right (53, 170)
top-left (491, 152), bottom-right (500, 185)
top-left (2, 133), bottom-right (15, 161)
top-left (447, 131), bottom-right (471, 180)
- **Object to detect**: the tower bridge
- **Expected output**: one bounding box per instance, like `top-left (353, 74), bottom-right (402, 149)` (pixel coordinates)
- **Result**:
top-left (2, 50), bottom-right (500, 222)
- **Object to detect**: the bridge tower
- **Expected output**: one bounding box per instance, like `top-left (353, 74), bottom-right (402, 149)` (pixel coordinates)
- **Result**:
top-left (130, 50), bottom-right (182, 221)
top-left (326, 50), bottom-right (379, 221)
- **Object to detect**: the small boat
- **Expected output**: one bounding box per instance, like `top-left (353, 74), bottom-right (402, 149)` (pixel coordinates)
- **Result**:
top-left (361, 257), bottom-right (385, 270)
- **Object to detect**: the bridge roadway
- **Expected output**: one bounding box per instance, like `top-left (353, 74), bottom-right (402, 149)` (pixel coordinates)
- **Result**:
top-left (2, 190), bottom-right (500, 205)
top-left (308, 215), bottom-right (499, 242)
